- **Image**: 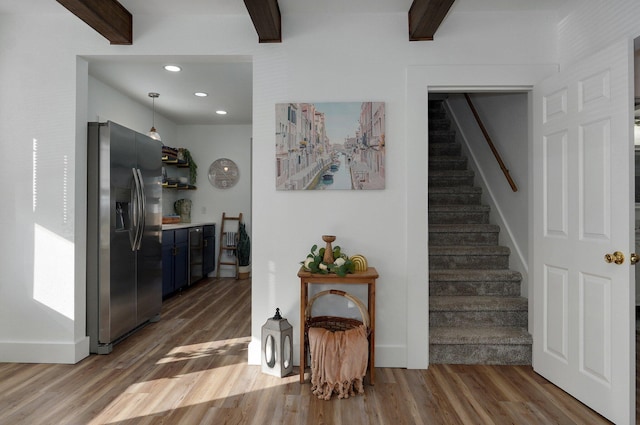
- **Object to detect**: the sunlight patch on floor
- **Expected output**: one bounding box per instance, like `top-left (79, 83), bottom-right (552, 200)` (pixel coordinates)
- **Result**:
top-left (156, 337), bottom-right (251, 364)
top-left (88, 336), bottom-right (299, 423)
top-left (94, 361), bottom-right (297, 424)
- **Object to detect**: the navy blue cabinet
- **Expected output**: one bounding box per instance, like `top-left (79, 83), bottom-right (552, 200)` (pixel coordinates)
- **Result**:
top-left (161, 232), bottom-right (174, 297)
top-left (203, 224), bottom-right (216, 276)
top-left (162, 228), bottom-right (189, 298)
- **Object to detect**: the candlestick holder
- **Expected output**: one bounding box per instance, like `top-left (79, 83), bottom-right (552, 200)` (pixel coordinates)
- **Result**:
top-left (322, 235), bottom-right (336, 264)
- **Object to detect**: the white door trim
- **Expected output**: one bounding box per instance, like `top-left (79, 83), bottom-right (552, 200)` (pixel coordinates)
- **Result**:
top-left (404, 64), bottom-right (557, 368)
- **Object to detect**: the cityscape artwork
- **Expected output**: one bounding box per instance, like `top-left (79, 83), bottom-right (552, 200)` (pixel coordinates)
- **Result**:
top-left (275, 102), bottom-right (385, 190)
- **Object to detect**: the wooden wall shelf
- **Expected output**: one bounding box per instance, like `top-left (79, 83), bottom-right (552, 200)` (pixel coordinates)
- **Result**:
top-left (162, 157), bottom-right (196, 189)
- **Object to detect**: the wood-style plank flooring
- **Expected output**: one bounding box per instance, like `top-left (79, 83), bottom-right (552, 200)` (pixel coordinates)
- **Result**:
top-left (0, 277), bottom-right (620, 424)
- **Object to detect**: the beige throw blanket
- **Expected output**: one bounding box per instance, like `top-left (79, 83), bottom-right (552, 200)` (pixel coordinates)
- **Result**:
top-left (308, 324), bottom-right (368, 400)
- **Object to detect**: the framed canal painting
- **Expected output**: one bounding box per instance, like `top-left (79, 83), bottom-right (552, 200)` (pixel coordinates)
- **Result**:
top-left (275, 102), bottom-right (385, 190)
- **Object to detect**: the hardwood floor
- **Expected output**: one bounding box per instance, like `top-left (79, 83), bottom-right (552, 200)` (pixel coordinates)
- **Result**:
top-left (0, 277), bottom-right (617, 424)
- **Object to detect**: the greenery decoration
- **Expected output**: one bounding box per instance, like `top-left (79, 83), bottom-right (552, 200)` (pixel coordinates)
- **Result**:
top-left (301, 244), bottom-right (354, 277)
top-left (180, 148), bottom-right (198, 185)
top-left (237, 222), bottom-right (251, 266)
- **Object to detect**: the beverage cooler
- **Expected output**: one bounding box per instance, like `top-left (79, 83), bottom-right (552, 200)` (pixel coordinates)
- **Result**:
top-left (189, 226), bottom-right (203, 284)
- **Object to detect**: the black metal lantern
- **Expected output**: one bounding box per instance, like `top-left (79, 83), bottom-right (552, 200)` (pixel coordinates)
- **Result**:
top-left (261, 308), bottom-right (293, 377)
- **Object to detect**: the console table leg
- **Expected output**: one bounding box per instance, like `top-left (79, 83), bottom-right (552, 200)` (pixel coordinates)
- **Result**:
top-left (300, 282), bottom-right (307, 383)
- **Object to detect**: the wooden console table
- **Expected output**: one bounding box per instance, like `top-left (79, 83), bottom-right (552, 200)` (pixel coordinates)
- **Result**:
top-left (298, 267), bottom-right (378, 385)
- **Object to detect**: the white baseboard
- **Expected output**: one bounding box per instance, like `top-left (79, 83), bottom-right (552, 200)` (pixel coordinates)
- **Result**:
top-left (0, 336), bottom-right (90, 364)
top-left (248, 340), bottom-right (409, 368)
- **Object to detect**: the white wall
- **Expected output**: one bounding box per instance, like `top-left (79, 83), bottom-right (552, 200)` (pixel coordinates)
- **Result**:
top-left (558, 0), bottom-right (640, 69)
top-left (635, 49), bottom-right (640, 102)
top-left (88, 76), bottom-right (178, 144)
top-left (241, 11), bottom-right (559, 368)
top-left (177, 124), bottom-right (252, 277)
top-left (0, 9), bottom-right (561, 365)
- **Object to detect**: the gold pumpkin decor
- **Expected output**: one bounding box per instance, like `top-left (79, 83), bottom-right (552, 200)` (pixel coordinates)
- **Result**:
top-left (350, 254), bottom-right (368, 272)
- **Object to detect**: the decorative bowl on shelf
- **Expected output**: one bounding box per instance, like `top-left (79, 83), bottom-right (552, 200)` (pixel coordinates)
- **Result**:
top-left (162, 215), bottom-right (181, 224)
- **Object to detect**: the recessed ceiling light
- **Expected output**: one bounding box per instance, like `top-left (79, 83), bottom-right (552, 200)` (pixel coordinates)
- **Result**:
top-left (216, 110), bottom-right (227, 115)
top-left (194, 92), bottom-right (208, 97)
top-left (163, 65), bottom-right (181, 72)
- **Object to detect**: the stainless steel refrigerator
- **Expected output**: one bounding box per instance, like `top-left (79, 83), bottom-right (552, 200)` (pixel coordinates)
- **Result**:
top-left (87, 121), bottom-right (163, 354)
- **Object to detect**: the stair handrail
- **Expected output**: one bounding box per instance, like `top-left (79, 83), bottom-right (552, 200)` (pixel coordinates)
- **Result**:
top-left (463, 93), bottom-right (518, 192)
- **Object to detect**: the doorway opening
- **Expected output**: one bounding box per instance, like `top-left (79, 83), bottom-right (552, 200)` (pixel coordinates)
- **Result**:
top-left (427, 91), bottom-right (531, 365)
top-left (83, 54), bottom-right (253, 329)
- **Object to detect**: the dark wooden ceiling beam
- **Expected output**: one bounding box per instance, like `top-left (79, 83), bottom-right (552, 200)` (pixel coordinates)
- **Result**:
top-left (56, 0), bottom-right (132, 45)
top-left (408, 0), bottom-right (455, 41)
top-left (243, 0), bottom-right (281, 43)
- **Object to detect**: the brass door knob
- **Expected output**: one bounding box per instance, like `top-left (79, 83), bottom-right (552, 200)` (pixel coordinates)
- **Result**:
top-left (631, 253), bottom-right (639, 265)
top-left (604, 251), bottom-right (625, 265)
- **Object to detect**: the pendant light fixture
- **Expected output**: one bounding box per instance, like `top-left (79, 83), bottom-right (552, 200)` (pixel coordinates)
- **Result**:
top-left (148, 92), bottom-right (161, 141)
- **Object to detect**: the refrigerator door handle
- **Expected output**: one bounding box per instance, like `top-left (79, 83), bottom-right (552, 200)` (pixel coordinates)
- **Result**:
top-left (131, 167), bottom-right (142, 251)
top-left (135, 168), bottom-right (146, 251)
top-left (130, 168), bottom-right (138, 251)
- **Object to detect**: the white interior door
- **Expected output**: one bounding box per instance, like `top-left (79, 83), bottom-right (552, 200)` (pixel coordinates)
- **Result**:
top-left (532, 38), bottom-right (635, 424)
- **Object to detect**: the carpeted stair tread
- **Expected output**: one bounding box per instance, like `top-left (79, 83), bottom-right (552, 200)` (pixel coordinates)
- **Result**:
top-left (429, 158), bottom-right (468, 171)
top-left (428, 205), bottom-right (491, 224)
top-left (429, 344), bottom-right (532, 365)
top-left (429, 279), bottom-right (521, 297)
top-left (428, 186), bottom-right (482, 195)
top-left (429, 246), bottom-right (511, 269)
top-left (429, 224), bottom-right (500, 233)
top-left (429, 186), bottom-right (483, 205)
top-left (429, 170), bottom-right (476, 187)
top-left (428, 110), bottom-right (447, 118)
top-left (428, 129), bottom-right (455, 137)
top-left (429, 326), bottom-right (532, 345)
top-left (429, 169), bottom-right (475, 177)
top-left (429, 296), bottom-right (528, 312)
top-left (429, 153), bottom-right (466, 157)
top-left (430, 269), bottom-right (522, 282)
top-left (429, 270), bottom-right (523, 296)
top-left (429, 204), bottom-right (490, 212)
top-left (429, 142), bottom-right (459, 148)
top-left (429, 224), bottom-right (500, 246)
top-left (429, 136), bottom-right (456, 144)
top-left (429, 143), bottom-right (462, 156)
top-left (429, 245), bottom-right (510, 255)
top-left (429, 118), bottom-right (452, 130)
top-left (429, 155), bottom-right (467, 161)
top-left (428, 129), bottom-right (455, 135)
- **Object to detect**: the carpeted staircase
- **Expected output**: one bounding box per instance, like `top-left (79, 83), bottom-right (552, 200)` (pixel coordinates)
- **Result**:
top-left (428, 99), bottom-right (532, 365)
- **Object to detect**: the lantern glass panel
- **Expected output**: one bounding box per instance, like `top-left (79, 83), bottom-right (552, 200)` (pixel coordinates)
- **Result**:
top-left (265, 335), bottom-right (276, 367)
top-left (283, 335), bottom-right (291, 369)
